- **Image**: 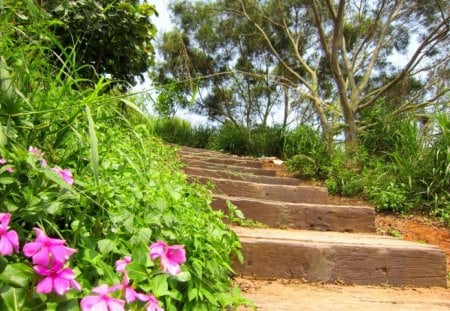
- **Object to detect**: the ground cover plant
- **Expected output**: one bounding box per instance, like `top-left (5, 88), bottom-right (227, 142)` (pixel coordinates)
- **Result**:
top-left (0, 2), bottom-right (246, 310)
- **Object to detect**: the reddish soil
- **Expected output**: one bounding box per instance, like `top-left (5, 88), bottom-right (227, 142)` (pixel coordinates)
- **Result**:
top-left (376, 214), bottom-right (450, 272)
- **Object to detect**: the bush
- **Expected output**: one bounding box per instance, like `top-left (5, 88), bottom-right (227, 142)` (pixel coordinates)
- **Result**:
top-left (0, 3), bottom-right (245, 309)
top-left (285, 125), bottom-right (330, 179)
top-left (150, 117), bottom-right (194, 145)
top-left (209, 121), bottom-right (251, 155)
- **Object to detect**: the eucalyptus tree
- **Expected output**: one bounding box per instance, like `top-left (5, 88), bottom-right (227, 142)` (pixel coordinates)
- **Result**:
top-left (153, 0), bottom-right (294, 130)
top-left (228, 0), bottom-right (449, 150)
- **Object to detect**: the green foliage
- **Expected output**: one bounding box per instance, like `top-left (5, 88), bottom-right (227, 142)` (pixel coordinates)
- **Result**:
top-left (0, 3), bottom-right (245, 309)
top-left (285, 125), bottom-right (330, 179)
top-left (208, 122), bottom-right (284, 157)
top-left (324, 112), bottom-right (449, 221)
top-left (209, 122), bottom-right (251, 155)
top-left (149, 117), bottom-right (216, 149)
top-left (40, 0), bottom-right (157, 87)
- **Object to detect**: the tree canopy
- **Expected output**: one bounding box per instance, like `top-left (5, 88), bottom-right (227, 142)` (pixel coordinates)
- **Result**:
top-left (155, 0), bottom-right (449, 148)
top-left (39, 0), bottom-right (157, 87)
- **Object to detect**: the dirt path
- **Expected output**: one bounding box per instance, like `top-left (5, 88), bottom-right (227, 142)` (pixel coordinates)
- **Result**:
top-left (235, 277), bottom-right (450, 311)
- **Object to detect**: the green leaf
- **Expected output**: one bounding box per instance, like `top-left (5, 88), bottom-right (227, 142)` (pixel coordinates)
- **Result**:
top-left (126, 262), bottom-right (148, 283)
top-left (200, 288), bottom-right (219, 306)
top-left (149, 274), bottom-right (170, 296)
top-left (0, 286), bottom-right (26, 310)
top-left (187, 287), bottom-right (198, 302)
top-left (130, 228), bottom-right (152, 245)
top-left (0, 263), bottom-right (34, 288)
top-left (120, 99), bottom-right (147, 118)
top-left (97, 239), bottom-right (118, 255)
top-left (47, 202), bottom-right (63, 215)
top-left (0, 176), bottom-right (14, 184)
top-left (131, 244), bottom-right (151, 266)
top-left (95, 261), bottom-right (120, 285)
top-left (86, 105), bottom-right (99, 187)
top-left (56, 298), bottom-right (80, 311)
top-left (174, 271), bottom-right (191, 282)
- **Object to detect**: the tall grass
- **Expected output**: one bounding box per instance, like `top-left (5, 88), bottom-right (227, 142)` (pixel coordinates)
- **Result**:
top-left (0, 3), bottom-right (246, 309)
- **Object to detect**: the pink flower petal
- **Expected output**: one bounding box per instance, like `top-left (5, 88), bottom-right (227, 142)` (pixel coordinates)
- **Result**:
top-left (166, 245), bottom-right (186, 265)
top-left (0, 236), bottom-right (13, 256)
top-left (149, 241), bottom-right (166, 260)
top-left (36, 277), bottom-right (53, 294)
top-left (92, 284), bottom-right (110, 295)
top-left (106, 298), bottom-right (126, 311)
top-left (70, 279), bottom-right (82, 291)
top-left (0, 213), bottom-right (11, 227)
top-left (32, 248), bottom-right (51, 266)
top-left (161, 255), bottom-right (181, 275)
top-left (54, 277), bottom-right (71, 295)
top-left (50, 244), bottom-right (76, 263)
top-left (80, 296), bottom-right (104, 311)
top-left (115, 256), bottom-right (132, 273)
top-left (33, 265), bottom-right (50, 276)
top-left (145, 294), bottom-right (164, 311)
top-left (5, 230), bottom-right (19, 252)
top-left (124, 287), bottom-right (137, 303)
top-left (23, 241), bottom-right (41, 257)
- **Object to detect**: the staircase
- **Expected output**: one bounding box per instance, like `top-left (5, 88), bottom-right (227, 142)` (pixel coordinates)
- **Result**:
top-left (179, 146), bottom-right (448, 288)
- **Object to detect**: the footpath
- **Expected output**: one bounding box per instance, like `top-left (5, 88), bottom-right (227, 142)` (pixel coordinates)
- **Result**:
top-left (177, 145), bottom-right (449, 311)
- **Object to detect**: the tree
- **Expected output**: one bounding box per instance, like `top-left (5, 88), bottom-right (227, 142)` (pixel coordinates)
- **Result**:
top-left (152, 1), bottom-right (303, 132)
top-left (158, 0), bottom-right (449, 151)
top-left (38, 0), bottom-right (157, 88)
top-left (232, 0), bottom-right (449, 150)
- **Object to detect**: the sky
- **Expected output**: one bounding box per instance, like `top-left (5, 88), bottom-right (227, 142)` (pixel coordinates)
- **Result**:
top-left (134, 1), bottom-right (210, 124)
top-left (152, 1), bottom-right (172, 32)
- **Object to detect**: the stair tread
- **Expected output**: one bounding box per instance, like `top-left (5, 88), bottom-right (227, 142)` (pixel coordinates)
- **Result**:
top-left (233, 226), bottom-right (439, 249)
top-left (214, 194), bottom-right (371, 209)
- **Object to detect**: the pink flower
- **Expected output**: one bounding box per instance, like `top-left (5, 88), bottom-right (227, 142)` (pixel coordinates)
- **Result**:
top-left (34, 262), bottom-right (81, 295)
top-left (28, 146), bottom-right (41, 156)
top-left (28, 146), bottom-right (47, 167)
top-left (80, 284), bottom-right (125, 311)
top-left (112, 273), bottom-right (139, 303)
top-left (0, 159), bottom-right (13, 173)
top-left (115, 256), bottom-right (132, 273)
top-left (23, 228), bottom-right (76, 266)
top-left (52, 167), bottom-right (74, 185)
top-left (150, 241), bottom-right (186, 275)
top-left (139, 294), bottom-right (164, 311)
top-left (0, 213), bottom-right (19, 256)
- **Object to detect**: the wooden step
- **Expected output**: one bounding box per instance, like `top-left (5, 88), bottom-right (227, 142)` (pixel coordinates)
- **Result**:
top-left (189, 176), bottom-right (328, 204)
top-left (185, 167), bottom-right (300, 186)
top-left (213, 195), bottom-right (375, 233)
top-left (184, 159), bottom-right (277, 176)
top-left (181, 154), bottom-right (263, 168)
top-left (233, 227), bottom-right (448, 287)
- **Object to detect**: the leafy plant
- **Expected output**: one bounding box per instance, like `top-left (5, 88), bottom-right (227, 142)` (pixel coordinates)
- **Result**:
top-left (0, 3), bottom-right (246, 309)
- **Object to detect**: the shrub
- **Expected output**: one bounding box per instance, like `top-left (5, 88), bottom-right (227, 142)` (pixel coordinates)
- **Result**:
top-left (150, 117), bottom-right (194, 145)
top-left (0, 3), bottom-right (246, 309)
top-left (285, 125), bottom-right (330, 179)
top-left (209, 121), bottom-right (251, 155)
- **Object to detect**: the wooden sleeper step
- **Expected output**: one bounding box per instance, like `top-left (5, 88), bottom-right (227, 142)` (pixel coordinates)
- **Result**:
top-left (233, 226), bottom-right (448, 288)
top-left (212, 195), bottom-right (376, 233)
